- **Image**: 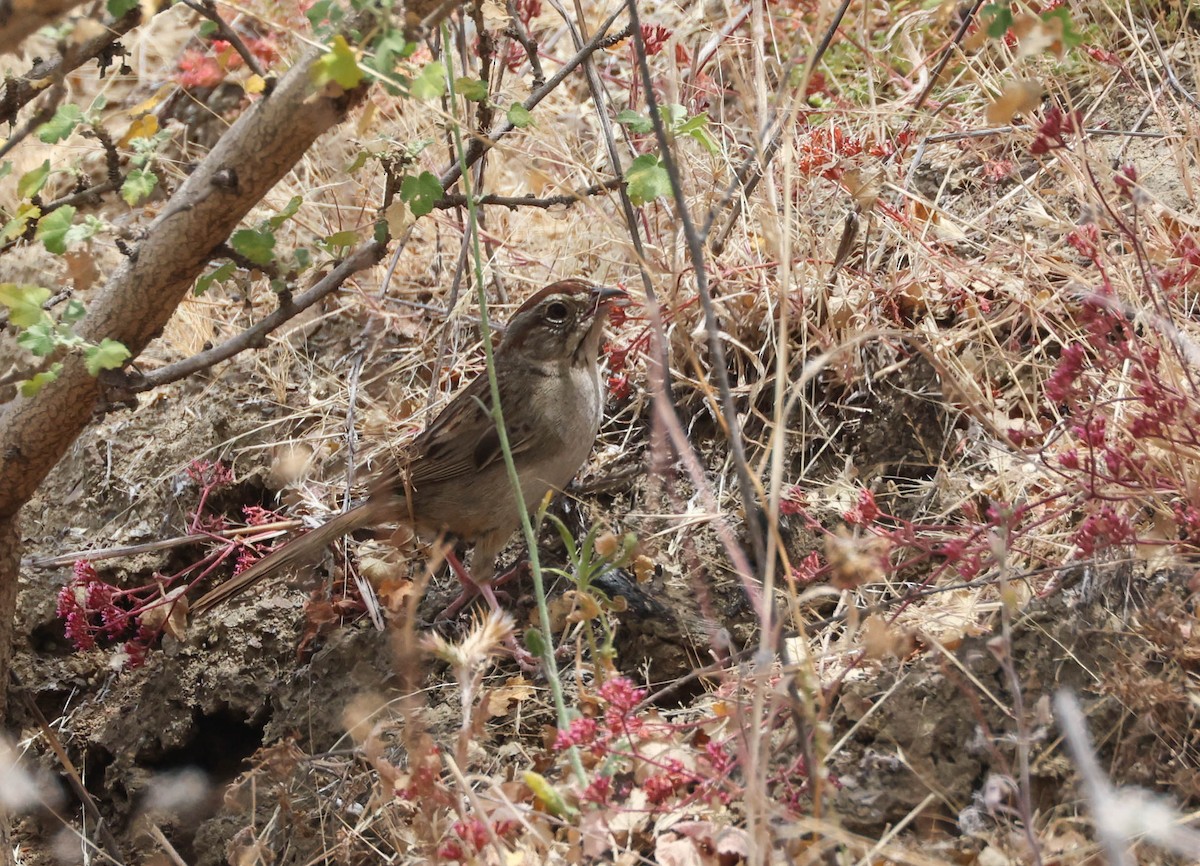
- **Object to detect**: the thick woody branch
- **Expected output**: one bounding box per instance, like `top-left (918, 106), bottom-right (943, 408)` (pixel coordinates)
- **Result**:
top-left (122, 240), bottom-right (387, 393)
top-left (0, 46), bottom-right (368, 521)
top-left (0, 0), bottom-right (91, 54)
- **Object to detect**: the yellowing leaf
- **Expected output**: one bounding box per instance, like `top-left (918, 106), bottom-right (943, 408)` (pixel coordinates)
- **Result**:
top-left (312, 35), bottom-right (364, 91)
top-left (243, 74), bottom-right (266, 94)
top-left (118, 113), bottom-right (158, 148)
top-left (128, 85), bottom-right (172, 117)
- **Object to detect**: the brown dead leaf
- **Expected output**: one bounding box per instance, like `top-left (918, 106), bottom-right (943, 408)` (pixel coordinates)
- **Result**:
top-left (63, 250), bottom-right (100, 292)
top-left (486, 676), bottom-right (535, 717)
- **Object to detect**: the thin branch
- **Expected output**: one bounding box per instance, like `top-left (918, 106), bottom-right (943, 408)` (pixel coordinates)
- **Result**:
top-left (21, 520), bottom-right (300, 569)
top-left (505, 0), bottom-right (546, 88)
top-left (118, 240), bottom-right (386, 394)
top-left (0, 9), bottom-right (141, 126)
top-left (180, 0), bottom-right (267, 78)
top-left (433, 178), bottom-right (623, 209)
top-left (437, 10), bottom-right (629, 191)
top-left (626, 0), bottom-right (765, 571)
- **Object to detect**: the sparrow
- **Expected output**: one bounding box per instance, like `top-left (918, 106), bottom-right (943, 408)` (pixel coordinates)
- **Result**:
top-left (191, 279), bottom-right (629, 616)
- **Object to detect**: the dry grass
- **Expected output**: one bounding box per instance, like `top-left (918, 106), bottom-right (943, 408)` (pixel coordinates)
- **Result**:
top-left (5, 0), bottom-right (1200, 863)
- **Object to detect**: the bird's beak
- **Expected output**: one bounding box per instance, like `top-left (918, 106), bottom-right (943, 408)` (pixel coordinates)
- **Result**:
top-left (589, 285), bottom-right (631, 310)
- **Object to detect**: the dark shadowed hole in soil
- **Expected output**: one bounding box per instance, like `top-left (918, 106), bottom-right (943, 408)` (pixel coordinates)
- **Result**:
top-left (152, 705), bottom-right (270, 783)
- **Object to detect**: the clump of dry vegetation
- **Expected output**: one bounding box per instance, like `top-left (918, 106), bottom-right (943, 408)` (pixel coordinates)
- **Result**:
top-left (2, 0), bottom-right (1199, 864)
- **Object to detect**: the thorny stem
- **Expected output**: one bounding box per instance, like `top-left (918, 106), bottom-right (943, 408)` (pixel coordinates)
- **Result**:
top-left (441, 28), bottom-right (586, 785)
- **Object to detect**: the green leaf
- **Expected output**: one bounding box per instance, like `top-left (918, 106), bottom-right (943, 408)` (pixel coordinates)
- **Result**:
top-left (0, 161), bottom-right (12, 181)
top-left (658, 103), bottom-right (686, 127)
top-left (16, 320), bottom-right (56, 356)
top-left (19, 363), bottom-right (62, 397)
top-left (323, 230), bottom-right (359, 249)
top-left (62, 299), bottom-right (87, 323)
top-left (523, 771), bottom-right (578, 818)
top-left (268, 195), bottom-right (303, 229)
top-left (1, 202), bottom-right (41, 241)
top-left (677, 112), bottom-right (719, 154)
top-left (409, 61), bottom-right (445, 99)
top-left (230, 228), bottom-right (276, 266)
top-left (64, 215), bottom-right (104, 247)
top-left (1041, 7), bottom-right (1083, 49)
top-left (506, 102), bottom-right (534, 128)
top-left (625, 154), bottom-right (671, 205)
top-left (615, 109), bottom-right (652, 133)
top-left (524, 627), bottom-right (547, 659)
top-left (194, 261), bottom-right (236, 297)
top-left (400, 171), bottom-right (443, 217)
top-left (197, 20), bottom-right (218, 38)
top-left (366, 31), bottom-right (413, 84)
top-left (18, 160), bottom-right (50, 199)
top-left (121, 168), bottom-right (158, 205)
top-left (292, 247), bottom-right (312, 271)
top-left (84, 338), bottom-right (131, 375)
top-left (345, 151), bottom-right (370, 174)
top-left (311, 34), bottom-right (364, 90)
top-left (36, 206), bottom-right (77, 254)
top-left (983, 3), bottom-right (1013, 38)
top-left (454, 76), bottom-right (488, 101)
top-left (106, 0), bottom-right (138, 16)
top-left (37, 104), bottom-right (83, 144)
top-left (0, 283), bottom-right (51, 327)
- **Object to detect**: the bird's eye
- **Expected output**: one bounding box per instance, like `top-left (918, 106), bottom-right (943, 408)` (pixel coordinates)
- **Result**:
top-left (544, 300), bottom-right (571, 323)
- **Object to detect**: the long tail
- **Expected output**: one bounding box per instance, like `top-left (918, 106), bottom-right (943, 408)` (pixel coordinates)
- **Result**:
top-left (191, 501), bottom-right (389, 615)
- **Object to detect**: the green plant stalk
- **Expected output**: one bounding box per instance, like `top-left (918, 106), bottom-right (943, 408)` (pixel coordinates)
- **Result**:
top-left (441, 28), bottom-right (586, 785)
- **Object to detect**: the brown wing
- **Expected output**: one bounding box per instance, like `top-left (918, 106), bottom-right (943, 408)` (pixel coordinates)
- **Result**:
top-left (404, 369), bottom-right (537, 488)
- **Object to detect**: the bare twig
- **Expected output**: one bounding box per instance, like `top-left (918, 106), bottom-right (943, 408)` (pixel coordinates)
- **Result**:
top-left (180, 0), bottom-right (267, 78)
top-left (505, 0), bottom-right (546, 88)
top-left (433, 178), bottom-right (623, 209)
top-left (627, 0), bottom-right (765, 570)
top-left (16, 679), bottom-right (126, 863)
top-left (119, 240), bottom-right (387, 393)
top-left (21, 520), bottom-right (301, 569)
top-left (437, 10), bottom-right (628, 191)
top-left (0, 9), bottom-right (141, 126)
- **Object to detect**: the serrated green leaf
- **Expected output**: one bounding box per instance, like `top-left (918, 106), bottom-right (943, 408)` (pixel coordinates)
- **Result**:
top-left (506, 102), bottom-right (534, 128)
top-left (455, 76), bottom-right (488, 101)
top-left (230, 228), bottom-right (276, 266)
top-left (37, 104), bottom-right (83, 144)
top-left (0, 283), bottom-right (51, 328)
top-left (84, 338), bottom-right (131, 375)
top-left (625, 154), bottom-right (671, 205)
top-left (410, 61), bottom-right (445, 99)
top-left (194, 261), bottom-right (236, 297)
top-left (323, 230), bottom-right (359, 248)
top-left (16, 320), bottom-right (56, 356)
top-left (2, 202), bottom-right (41, 241)
top-left (615, 109), bottom-right (652, 133)
top-left (62, 299), bottom-right (87, 323)
top-left (106, 0), bottom-right (138, 16)
top-left (36, 206), bottom-right (77, 254)
top-left (268, 195), bottom-right (303, 229)
top-left (121, 168), bottom-right (158, 205)
top-left (18, 161), bottom-right (50, 199)
top-left (400, 171), bottom-right (443, 217)
top-left (312, 34), bottom-right (364, 90)
top-left (19, 363), bottom-right (62, 397)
